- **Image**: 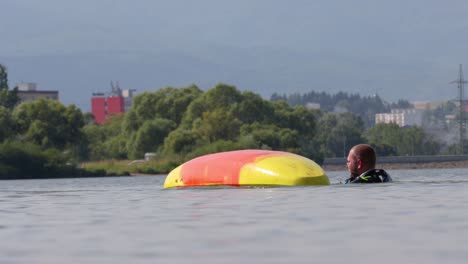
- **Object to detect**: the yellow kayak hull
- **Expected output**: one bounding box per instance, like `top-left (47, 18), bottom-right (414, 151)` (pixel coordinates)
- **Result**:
top-left (164, 150), bottom-right (329, 188)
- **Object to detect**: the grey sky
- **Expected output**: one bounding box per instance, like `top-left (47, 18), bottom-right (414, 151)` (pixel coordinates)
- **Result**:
top-left (2, 0), bottom-right (468, 109)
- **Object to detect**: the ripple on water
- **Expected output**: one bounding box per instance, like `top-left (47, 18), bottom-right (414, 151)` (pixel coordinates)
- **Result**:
top-left (0, 170), bottom-right (468, 264)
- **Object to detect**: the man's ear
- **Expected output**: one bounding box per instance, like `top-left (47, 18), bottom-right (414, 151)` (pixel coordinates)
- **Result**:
top-left (357, 159), bottom-right (363, 169)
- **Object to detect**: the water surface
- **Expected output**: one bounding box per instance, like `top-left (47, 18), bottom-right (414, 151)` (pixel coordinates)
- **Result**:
top-left (1, 169), bottom-right (467, 264)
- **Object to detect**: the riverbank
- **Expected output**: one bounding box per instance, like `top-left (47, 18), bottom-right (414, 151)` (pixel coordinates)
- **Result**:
top-left (83, 154), bottom-right (468, 176)
top-left (81, 158), bottom-right (180, 176)
top-left (323, 160), bottom-right (468, 171)
top-left (323, 154), bottom-right (468, 171)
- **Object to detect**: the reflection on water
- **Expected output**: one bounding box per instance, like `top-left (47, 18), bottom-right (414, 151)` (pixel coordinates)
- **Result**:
top-left (1, 169), bottom-right (468, 264)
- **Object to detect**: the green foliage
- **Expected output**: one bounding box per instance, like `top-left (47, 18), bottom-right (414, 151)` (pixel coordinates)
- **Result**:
top-left (185, 140), bottom-right (244, 160)
top-left (271, 91), bottom-right (405, 127)
top-left (0, 88), bottom-right (20, 109)
top-left (0, 141), bottom-right (87, 179)
top-left (123, 84), bottom-right (202, 132)
top-left (126, 118), bottom-right (176, 159)
top-left (444, 140), bottom-right (468, 155)
top-left (131, 160), bottom-right (180, 174)
top-left (422, 101), bottom-right (457, 129)
top-left (192, 109), bottom-right (242, 143)
top-left (271, 102), bottom-right (317, 136)
top-left (0, 79), bottom-right (455, 178)
top-left (13, 99), bottom-right (85, 149)
top-left (0, 106), bottom-right (15, 142)
top-left (200, 83), bottom-right (243, 110)
top-left (232, 91), bottom-right (274, 124)
top-left (120, 85), bottom-right (201, 159)
top-left (390, 99), bottom-right (413, 109)
top-left (364, 123), bottom-right (441, 156)
top-left (315, 112), bottom-right (364, 157)
top-left (0, 65), bottom-right (20, 109)
top-left (81, 160), bottom-right (130, 176)
top-left (160, 84), bottom-right (323, 162)
top-left (163, 128), bottom-right (199, 155)
top-left (0, 64), bottom-right (7, 90)
top-left (182, 83), bottom-right (242, 126)
top-left (372, 143), bottom-right (397, 156)
top-left (240, 122), bottom-right (300, 151)
top-left (82, 157), bottom-right (182, 175)
top-left (82, 114), bottom-right (127, 160)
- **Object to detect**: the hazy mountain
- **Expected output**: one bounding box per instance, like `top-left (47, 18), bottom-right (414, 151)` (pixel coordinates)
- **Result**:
top-left (2, 0), bottom-right (468, 110)
top-left (1, 47), bottom-right (460, 111)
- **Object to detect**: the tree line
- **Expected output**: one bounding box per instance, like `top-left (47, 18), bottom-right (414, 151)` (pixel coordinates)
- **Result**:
top-left (0, 63), bottom-right (453, 178)
top-left (271, 91), bottom-right (412, 127)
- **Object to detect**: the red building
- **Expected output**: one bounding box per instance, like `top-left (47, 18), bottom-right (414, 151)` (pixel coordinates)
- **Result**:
top-left (91, 94), bottom-right (125, 124)
top-left (107, 96), bottom-right (125, 115)
top-left (91, 96), bottom-right (107, 124)
top-left (91, 83), bottom-right (134, 124)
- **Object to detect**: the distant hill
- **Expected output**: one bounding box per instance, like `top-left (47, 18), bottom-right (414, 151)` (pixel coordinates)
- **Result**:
top-left (0, 48), bottom-right (458, 111)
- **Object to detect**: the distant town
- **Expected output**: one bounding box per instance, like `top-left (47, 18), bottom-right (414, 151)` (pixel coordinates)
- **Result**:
top-left (13, 81), bottom-right (459, 128)
top-left (15, 76), bottom-right (468, 155)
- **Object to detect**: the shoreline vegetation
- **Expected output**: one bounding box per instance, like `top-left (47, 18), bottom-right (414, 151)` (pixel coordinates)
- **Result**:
top-left (4, 156), bottom-right (468, 180)
top-left (81, 158), bottom-right (182, 177)
top-left (83, 158), bottom-right (468, 177)
top-left (323, 160), bottom-right (468, 171)
top-left (3, 64), bottom-right (468, 180)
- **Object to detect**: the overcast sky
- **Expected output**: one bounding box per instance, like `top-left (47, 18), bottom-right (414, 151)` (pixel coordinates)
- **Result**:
top-left (2, 0), bottom-right (468, 109)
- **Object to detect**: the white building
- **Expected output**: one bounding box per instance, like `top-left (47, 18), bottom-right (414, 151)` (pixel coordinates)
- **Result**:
top-left (305, 102), bottom-right (320, 110)
top-left (121, 88), bottom-right (136, 111)
top-left (375, 108), bottom-right (424, 127)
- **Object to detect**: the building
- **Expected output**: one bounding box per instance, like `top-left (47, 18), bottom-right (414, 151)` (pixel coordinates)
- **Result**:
top-left (91, 82), bottom-right (135, 124)
top-left (375, 108), bottom-right (424, 127)
top-left (411, 101), bottom-right (444, 110)
top-left (305, 102), bottom-right (321, 110)
top-left (16, 82), bottom-right (59, 102)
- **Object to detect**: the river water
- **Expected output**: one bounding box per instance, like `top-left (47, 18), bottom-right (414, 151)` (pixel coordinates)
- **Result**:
top-left (1, 168), bottom-right (468, 264)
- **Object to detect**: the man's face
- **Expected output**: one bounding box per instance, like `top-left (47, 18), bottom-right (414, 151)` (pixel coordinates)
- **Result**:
top-left (347, 151), bottom-right (360, 176)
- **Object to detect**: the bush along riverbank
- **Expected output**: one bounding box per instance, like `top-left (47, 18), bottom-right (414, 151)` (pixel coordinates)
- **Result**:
top-left (0, 141), bottom-right (128, 180)
top-left (81, 155), bottom-right (183, 176)
top-left (0, 140), bottom-right (185, 179)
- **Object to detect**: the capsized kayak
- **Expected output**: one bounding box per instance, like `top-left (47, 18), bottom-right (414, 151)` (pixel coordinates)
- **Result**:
top-left (163, 149), bottom-right (329, 188)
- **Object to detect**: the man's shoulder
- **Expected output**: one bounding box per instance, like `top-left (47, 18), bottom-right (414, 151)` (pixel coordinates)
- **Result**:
top-left (348, 169), bottom-right (392, 184)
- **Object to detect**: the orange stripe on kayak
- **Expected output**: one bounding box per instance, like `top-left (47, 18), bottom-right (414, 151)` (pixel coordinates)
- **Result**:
top-left (179, 150), bottom-right (286, 186)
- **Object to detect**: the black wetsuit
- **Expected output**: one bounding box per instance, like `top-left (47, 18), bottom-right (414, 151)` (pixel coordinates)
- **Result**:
top-left (345, 169), bottom-right (392, 184)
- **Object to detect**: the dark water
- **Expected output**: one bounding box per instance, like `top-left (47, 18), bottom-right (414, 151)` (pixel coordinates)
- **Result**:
top-left (1, 169), bottom-right (468, 264)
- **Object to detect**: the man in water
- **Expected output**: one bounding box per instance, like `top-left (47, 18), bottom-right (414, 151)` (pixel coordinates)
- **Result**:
top-left (345, 144), bottom-right (392, 184)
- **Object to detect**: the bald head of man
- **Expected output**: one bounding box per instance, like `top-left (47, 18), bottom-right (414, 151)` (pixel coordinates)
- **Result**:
top-left (346, 144), bottom-right (376, 180)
